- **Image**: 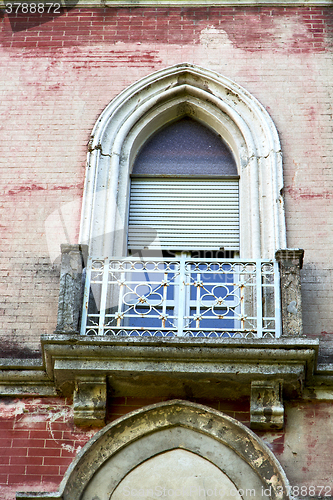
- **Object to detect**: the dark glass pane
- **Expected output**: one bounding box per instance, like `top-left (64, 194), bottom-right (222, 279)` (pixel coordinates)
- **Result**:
top-left (132, 117), bottom-right (237, 177)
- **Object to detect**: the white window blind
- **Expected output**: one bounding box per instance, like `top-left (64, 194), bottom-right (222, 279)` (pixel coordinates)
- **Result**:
top-left (128, 178), bottom-right (239, 251)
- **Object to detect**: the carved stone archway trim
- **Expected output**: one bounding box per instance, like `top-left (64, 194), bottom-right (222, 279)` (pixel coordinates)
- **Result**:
top-left (79, 63), bottom-right (286, 259)
top-left (17, 400), bottom-right (292, 500)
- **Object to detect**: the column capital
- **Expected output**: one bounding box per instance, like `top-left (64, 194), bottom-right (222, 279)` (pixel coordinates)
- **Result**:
top-left (275, 248), bottom-right (304, 269)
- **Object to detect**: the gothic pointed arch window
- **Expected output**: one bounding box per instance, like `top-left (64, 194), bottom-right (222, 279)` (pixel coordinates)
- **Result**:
top-left (80, 64), bottom-right (285, 259)
top-left (79, 64), bottom-right (286, 338)
top-left (128, 117), bottom-right (239, 256)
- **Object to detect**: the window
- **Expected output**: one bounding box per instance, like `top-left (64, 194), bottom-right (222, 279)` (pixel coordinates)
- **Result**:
top-left (80, 64), bottom-right (285, 338)
top-left (128, 117), bottom-right (239, 254)
top-left (119, 117), bottom-right (240, 336)
top-left (79, 64), bottom-right (285, 260)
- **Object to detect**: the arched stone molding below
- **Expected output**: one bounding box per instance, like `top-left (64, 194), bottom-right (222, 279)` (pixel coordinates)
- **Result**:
top-left (79, 63), bottom-right (286, 259)
top-left (17, 400), bottom-right (292, 500)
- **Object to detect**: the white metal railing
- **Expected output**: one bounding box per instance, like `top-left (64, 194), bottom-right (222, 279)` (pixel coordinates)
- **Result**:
top-left (80, 257), bottom-right (281, 338)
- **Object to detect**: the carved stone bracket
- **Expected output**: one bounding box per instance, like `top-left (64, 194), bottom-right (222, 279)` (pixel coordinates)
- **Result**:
top-left (73, 376), bottom-right (107, 427)
top-left (275, 249), bottom-right (304, 337)
top-left (55, 244), bottom-right (88, 333)
top-left (250, 380), bottom-right (284, 430)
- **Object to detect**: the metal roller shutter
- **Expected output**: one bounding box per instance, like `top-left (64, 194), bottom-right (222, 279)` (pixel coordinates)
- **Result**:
top-left (128, 178), bottom-right (239, 251)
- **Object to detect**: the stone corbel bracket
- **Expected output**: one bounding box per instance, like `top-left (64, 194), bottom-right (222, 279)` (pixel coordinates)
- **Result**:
top-left (250, 380), bottom-right (284, 430)
top-left (74, 376), bottom-right (107, 427)
top-left (275, 249), bottom-right (304, 337)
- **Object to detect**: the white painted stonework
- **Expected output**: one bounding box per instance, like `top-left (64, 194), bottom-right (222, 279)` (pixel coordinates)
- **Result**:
top-left (110, 449), bottom-right (243, 500)
top-left (80, 63), bottom-right (286, 259)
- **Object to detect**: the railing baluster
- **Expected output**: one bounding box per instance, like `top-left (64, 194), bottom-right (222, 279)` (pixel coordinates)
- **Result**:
top-left (98, 258), bottom-right (109, 336)
top-left (274, 260), bottom-right (282, 338)
top-left (239, 264), bottom-right (245, 332)
top-left (196, 271), bottom-right (201, 329)
top-left (162, 269), bottom-right (168, 329)
top-left (80, 256), bottom-right (91, 335)
top-left (256, 260), bottom-right (263, 338)
top-left (177, 255), bottom-right (186, 337)
top-left (117, 269), bottom-right (125, 328)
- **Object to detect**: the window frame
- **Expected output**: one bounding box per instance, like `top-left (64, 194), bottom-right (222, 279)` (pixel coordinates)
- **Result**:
top-left (79, 64), bottom-right (286, 260)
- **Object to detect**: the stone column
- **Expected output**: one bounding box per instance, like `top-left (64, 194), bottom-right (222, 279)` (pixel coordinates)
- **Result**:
top-left (275, 248), bottom-right (304, 337)
top-left (55, 244), bottom-right (88, 333)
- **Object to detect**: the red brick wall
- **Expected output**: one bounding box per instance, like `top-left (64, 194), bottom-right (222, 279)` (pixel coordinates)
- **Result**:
top-left (0, 396), bottom-right (250, 499)
top-left (0, 397), bottom-right (94, 500)
top-left (1, 396), bottom-right (333, 499)
top-left (260, 401), bottom-right (333, 494)
top-left (0, 6), bottom-right (332, 348)
top-left (108, 396), bottom-right (251, 425)
top-left (2, 7), bottom-right (332, 50)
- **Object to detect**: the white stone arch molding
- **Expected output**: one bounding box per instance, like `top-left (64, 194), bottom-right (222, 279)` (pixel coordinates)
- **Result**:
top-left (16, 400), bottom-right (292, 500)
top-left (79, 63), bottom-right (286, 259)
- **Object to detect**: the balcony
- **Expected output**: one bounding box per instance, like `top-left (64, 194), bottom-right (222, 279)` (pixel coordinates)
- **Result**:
top-left (48, 245), bottom-right (318, 429)
top-left (80, 256), bottom-right (282, 339)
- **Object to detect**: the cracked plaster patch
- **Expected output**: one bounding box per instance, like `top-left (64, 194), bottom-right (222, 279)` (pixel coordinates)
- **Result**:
top-left (0, 400), bottom-right (26, 419)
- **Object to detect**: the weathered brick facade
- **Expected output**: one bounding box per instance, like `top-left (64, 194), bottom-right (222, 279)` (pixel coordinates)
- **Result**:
top-left (1, 6), bottom-right (333, 354)
top-left (2, 396), bottom-right (333, 499)
top-left (1, 4), bottom-right (333, 499)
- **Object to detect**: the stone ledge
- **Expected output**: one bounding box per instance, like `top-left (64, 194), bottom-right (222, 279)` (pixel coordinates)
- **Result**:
top-left (0, 383), bottom-right (57, 397)
top-left (1, 336), bottom-right (330, 404)
top-left (41, 334), bottom-right (319, 400)
top-left (16, 494), bottom-right (62, 500)
top-left (0, 362), bottom-right (57, 396)
top-left (0, 335), bottom-right (326, 427)
top-left (0, 358), bottom-right (43, 369)
top-left (317, 363), bottom-right (333, 374)
top-left (1, 0), bottom-right (332, 8)
top-left (105, 0), bottom-right (333, 5)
